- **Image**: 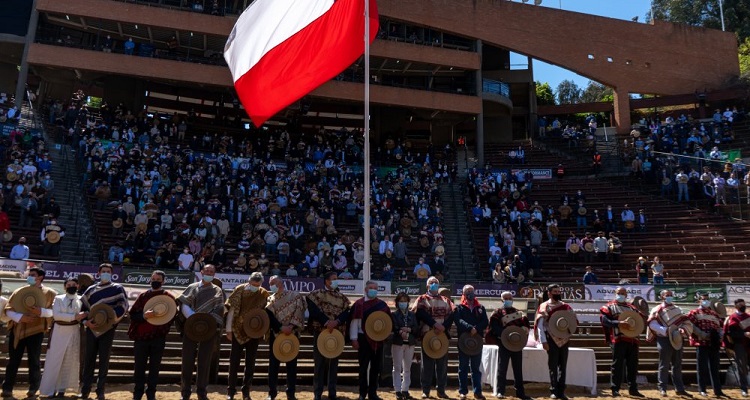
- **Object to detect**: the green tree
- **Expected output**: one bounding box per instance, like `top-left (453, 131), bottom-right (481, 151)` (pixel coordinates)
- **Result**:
top-left (580, 81), bottom-right (614, 103)
top-left (535, 81), bottom-right (555, 105)
top-left (555, 79), bottom-right (582, 105)
top-left (740, 37), bottom-right (750, 77)
top-left (649, 0), bottom-right (750, 41)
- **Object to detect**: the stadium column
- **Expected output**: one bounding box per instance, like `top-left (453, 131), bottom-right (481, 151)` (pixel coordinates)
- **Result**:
top-left (15, 0), bottom-right (39, 111)
top-left (613, 87), bottom-right (631, 135)
top-left (475, 39), bottom-right (485, 166)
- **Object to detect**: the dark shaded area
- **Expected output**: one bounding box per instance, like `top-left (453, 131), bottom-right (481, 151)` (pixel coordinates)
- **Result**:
top-left (0, 0), bottom-right (33, 37)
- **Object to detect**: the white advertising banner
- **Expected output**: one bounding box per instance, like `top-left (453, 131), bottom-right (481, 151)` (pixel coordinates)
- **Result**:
top-left (726, 284), bottom-right (750, 303)
top-left (585, 285), bottom-right (656, 301)
top-left (337, 280), bottom-right (391, 295)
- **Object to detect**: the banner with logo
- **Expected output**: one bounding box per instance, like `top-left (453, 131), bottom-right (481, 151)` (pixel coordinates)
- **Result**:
top-left (392, 281), bottom-right (425, 295)
top-left (452, 283), bottom-right (518, 298)
top-left (584, 285), bottom-right (654, 301)
top-left (199, 272), bottom-right (249, 290)
top-left (654, 284), bottom-right (726, 303)
top-left (123, 268), bottom-right (194, 287)
top-left (334, 280), bottom-right (391, 295)
top-left (124, 286), bottom-right (184, 307)
top-left (517, 283), bottom-right (586, 302)
top-left (0, 258), bottom-right (30, 274)
top-left (511, 168), bottom-right (553, 180)
top-left (725, 284), bottom-right (750, 303)
top-left (566, 300), bottom-right (608, 324)
top-left (43, 263), bottom-right (123, 282)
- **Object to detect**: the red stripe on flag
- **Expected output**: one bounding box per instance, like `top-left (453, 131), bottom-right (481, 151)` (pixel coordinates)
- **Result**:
top-left (235, 0), bottom-right (378, 127)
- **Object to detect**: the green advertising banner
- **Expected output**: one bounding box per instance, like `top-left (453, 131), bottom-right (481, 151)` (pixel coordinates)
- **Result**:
top-left (654, 284), bottom-right (726, 303)
top-left (122, 268), bottom-right (195, 287)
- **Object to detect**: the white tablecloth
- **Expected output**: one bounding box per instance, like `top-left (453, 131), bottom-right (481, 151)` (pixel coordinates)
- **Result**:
top-left (480, 345), bottom-right (597, 395)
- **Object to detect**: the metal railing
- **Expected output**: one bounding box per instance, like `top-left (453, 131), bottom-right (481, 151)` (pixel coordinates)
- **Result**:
top-left (482, 78), bottom-right (510, 98)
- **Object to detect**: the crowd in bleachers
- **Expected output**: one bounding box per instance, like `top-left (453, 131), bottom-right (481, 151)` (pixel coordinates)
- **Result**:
top-left (625, 108), bottom-right (749, 210)
top-left (43, 95), bottom-right (456, 281)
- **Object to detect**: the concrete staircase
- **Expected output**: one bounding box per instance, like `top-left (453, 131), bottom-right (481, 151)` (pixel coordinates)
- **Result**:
top-left (46, 142), bottom-right (99, 263)
top-left (23, 102), bottom-right (100, 264)
top-left (439, 182), bottom-right (477, 281)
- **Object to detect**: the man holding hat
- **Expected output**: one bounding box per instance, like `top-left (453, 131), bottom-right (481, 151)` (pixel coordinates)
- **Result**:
top-left (1, 266), bottom-right (56, 398)
top-left (350, 281), bottom-right (392, 400)
top-left (534, 284), bottom-right (575, 400)
top-left (39, 277), bottom-right (84, 398)
top-left (600, 287), bottom-right (646, 397)
top-left (80, 263), bottom-right (129, 400)
top-left (306, 272), bottom-right (351, 400)
top-left (454, 285), bottom-right (488, 400)
top-left (128, 270), bottom-right (176, 400)
top-left (687, 293), bottom-right (726, 397)
top-left (489, 291), bottom-right (530, 400)
top-left (414, 276), bottom-right (454, 399)
top-left (225, 272), bottom-right (270, 400)
top-left (178, 264), bottom-right (225, 400)
top-left (265, 275), bottom-right (307, 400)
top-left (647, 289), bottom-right (694, 397)
top-left (725, 298), bottom-right (750, 397)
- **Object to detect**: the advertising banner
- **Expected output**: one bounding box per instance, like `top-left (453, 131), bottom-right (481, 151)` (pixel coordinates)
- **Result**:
top-left (124, 286), bottom-right (184, 307)
top-left (566, 300), bottom-right (608, 324)
top-left (725, 284), bottom-right (750, 303)
top-left (335, 280), bottom-right (391, 295)
top-left (511, 168), bottom-right (553, 180)
top-left (391, 281), bottom-right (425, 295)
top-left (199, 272), bottom-right (249, 290)
top-left (655, 284), bottom-right (726, 303)
top-left (584, 285), bottom-right (654, 301)
top-left (0, 258), bottom-right (30, 274)
top-left (122, 268), bottom-right (194, 287)
top-left (43, 263), bottom-right (123, 282)
top-left (517, 283), bottom-right (586, 302)
top-left (451, 283), bottom-right (518, 298)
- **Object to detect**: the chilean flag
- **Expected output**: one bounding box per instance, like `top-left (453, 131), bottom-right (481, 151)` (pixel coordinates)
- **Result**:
top-left (224, 0), bottom-right (379, 127)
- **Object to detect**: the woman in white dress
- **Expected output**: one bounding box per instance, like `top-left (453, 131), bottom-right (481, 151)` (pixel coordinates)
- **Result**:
top-left (39, 277), bottom-right (84, 397)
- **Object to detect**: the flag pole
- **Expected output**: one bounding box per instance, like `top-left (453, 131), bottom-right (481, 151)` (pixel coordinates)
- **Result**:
top-left (362, 0), bottom-right (372, 284)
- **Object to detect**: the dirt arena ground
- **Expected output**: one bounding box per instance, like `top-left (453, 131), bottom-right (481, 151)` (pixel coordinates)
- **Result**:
top-left (3, 384), bottom-right (746, 400)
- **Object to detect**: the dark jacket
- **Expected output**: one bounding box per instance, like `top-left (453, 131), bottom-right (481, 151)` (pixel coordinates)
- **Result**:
top-left (391, 308), bottom-right (419, 346)
top-left (454, 303), bottom-right (489, 336)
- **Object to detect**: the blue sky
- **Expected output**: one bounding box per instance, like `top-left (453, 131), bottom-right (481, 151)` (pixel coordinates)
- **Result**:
top-left (510, 0), bottom-right (652, 91)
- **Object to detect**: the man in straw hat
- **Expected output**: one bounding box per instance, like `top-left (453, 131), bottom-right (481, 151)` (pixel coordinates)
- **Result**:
top-left (413, 276), bottom-right (454, 399)
top-left (454, 285), bottom-right (488, 400)
top-left (128, 270), bottom-right (176, 400)
top-left (600, 287), bottom-right (646, 397)
top-left (79, 263), bottom-right (128, 400)
top-left (489, 291), bottom-right (531, 400)
top-left (534, 284), bottom-right (574, 400)
top-left (225, 271), bottom-right (270, 400)
top-left (687, 292), bottom-right (726, 397)
top-left (178, 264), bottom-right (225, 400)
top-left (350, 281), bottom-right (392, 400)
top-left (39, 277), bottom-right (84, 397)
top-left (725, 298), bottom-right (750, 397)
top-left (1, 266), bottom-right (57, 399)
top-left (306, 271), bottom-right (351, 400)
top-left (265, 275), bottom-right (306, 400)
top-left (647, 289), bottom-right (694, 397)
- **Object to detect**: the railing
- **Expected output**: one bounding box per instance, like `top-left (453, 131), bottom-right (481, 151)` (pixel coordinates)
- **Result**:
top-left (482, 78), bottom-right (510, 98)
top-left (107, 0), bottom-right (242, 16)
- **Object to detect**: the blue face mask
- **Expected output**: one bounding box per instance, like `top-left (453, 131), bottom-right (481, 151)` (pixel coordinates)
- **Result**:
top-left (503, 300), bottom-right (513, 308)
top-left (330, 280), bottom-right (339, 290)
top-left (247, 285), bottom-right (259, 292)
top-left (398, 302), bottom-right (408, 310)
top-left (664, 296), bottom-right (673, 304)
top-left (429, 283), bottom-right (440, 293)
top-left (27, 276), bottom-right (36, 286)
top-left (616, 294), bottom-right (627, 303)
top-left (270, 285), bottom-right (278, 294)
top-left (202, 274), bottom-right (214, 283)
top-left (701, 300), bottom-right (711, 308)
top-left (100, 272), bottom-right (112, 283)
top-left (367, 289), bottom-right (378, 299)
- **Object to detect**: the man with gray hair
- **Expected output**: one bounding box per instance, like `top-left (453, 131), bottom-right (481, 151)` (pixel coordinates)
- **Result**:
top-left (414, 276), bottom-right (454, 399)
top-left (454, 285), bottom-right (488, 400)
top-left (225, 271), bottom-right (270, 400)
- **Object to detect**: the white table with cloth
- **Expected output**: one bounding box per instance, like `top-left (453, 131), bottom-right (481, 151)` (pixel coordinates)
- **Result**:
top-left (480, 345), bottom-right (598, 395)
